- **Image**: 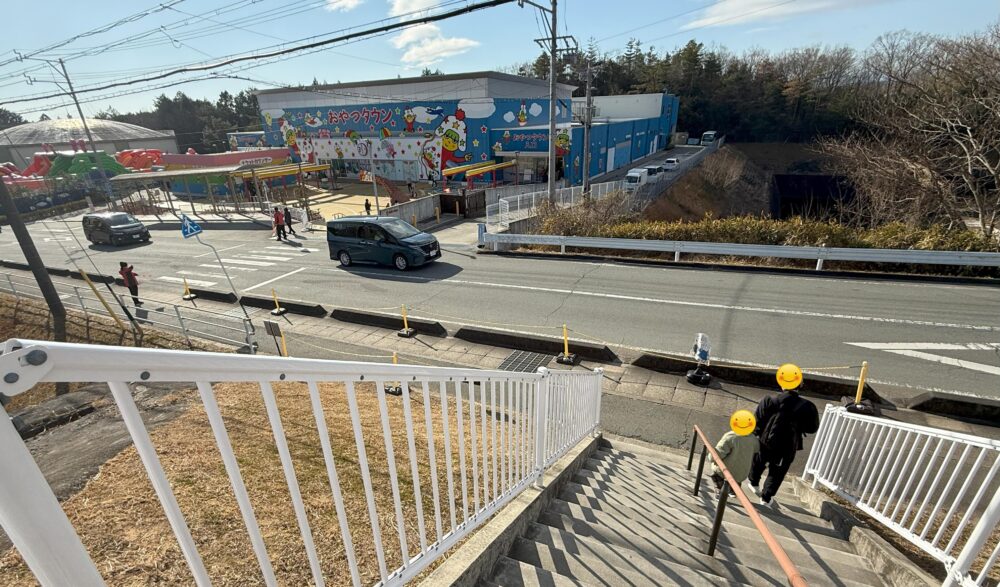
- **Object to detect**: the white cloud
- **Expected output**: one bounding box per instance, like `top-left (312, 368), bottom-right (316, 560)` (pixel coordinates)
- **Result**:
top-left (528, 103), bottom-right (543, 117)
top-left (325, 0), bottom-right (363, 11)
top-left (682, 0), bottom-right (894, 30)
top-left (400, 36), bottom-right (479, 67)
top-left (457, 98), bottom-right (496, 119)
top-left (391, 24), bottom-right (440, 49)
top-left (388, 0), bottom-right (439, 17)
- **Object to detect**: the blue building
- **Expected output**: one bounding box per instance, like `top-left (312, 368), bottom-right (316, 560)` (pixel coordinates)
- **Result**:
top-left (253, 71), bottom-right (679, 186)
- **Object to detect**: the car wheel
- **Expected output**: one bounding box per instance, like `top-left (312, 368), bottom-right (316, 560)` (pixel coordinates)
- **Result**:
top-left (338, 250), bottom-right (352, 266)
top-left (393, 254), bottom-right (409, 271)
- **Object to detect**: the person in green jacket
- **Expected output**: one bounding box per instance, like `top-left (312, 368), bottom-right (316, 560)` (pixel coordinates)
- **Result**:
top-left (711, 409), bottom-right (760, 494)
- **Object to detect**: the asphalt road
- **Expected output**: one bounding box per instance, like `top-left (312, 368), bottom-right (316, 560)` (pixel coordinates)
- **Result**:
top-left (4, 216), bottom-right (999, 400)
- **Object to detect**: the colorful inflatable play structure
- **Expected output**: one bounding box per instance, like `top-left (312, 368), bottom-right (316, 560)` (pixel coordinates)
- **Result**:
top-left (115, 149), bottom-right (163, 171)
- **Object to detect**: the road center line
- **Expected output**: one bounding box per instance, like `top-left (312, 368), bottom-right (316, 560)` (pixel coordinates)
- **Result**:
top-left (338, 269), bottom-right (998, 331)
top-left (244, 267), bottom-right (308, 292)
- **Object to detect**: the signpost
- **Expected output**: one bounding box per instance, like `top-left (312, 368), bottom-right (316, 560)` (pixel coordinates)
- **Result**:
top-left (180, 214), bottom-right (252, 327)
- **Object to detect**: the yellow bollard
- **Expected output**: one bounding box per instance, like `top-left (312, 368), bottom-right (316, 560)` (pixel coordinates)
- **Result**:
top-left (182, 277), bottom-right (197, 301)
top-left (398, 304), bottom-right (415, 337)
top-left (556, 323), bottom-right (576, 364)
top-left (854, 361), bottom-right (869, 404)
top-left (392, 351), bottom-right (398, 364)
top-left (270, 288), bottom-right (287, 316)
top-left (435, 206), bottom-right (441, 223)
top-left (279, 330), bottom-right (289, 357)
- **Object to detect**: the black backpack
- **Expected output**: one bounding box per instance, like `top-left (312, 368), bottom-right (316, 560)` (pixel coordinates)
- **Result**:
top-left (760, 394), bottom-right (801, 450)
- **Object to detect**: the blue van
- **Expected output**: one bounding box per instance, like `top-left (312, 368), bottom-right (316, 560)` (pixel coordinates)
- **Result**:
top-left (327, 216), bottom-right (440, 270)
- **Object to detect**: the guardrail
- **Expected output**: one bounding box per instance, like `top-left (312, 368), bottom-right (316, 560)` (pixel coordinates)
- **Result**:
top-left (0, 340), bottom-right (603, 586)
top-left (485, 180), bottom-right (625, 232)
top-left (0, 271), bottom-right (255, 352)
top-left (478, 233), bottom-right (1000, 268)
top-left (804, 406), bottom-right (1000, 586)
top-left (688, 424), bottom-right (807, 586)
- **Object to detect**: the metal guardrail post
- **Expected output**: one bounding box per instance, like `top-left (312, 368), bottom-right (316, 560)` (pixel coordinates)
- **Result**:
top-left (693, 445), bottom-right (708, 496)
top-left (6, 273), bottom-right (17, 296)
top-left (707, 487), bottom-right (729, 555)
top-left (73, 287), bottom-right (88, 319)
top-left (533, 368), bottom-right (550, 488)
top-left (174, 306), bottom-right (193, 348)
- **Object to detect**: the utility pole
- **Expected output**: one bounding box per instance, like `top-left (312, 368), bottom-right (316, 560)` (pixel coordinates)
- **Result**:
top-left (0, 181), bottom-right (67, 348)
top-left (581, 59), bottom-right (595, 193)
top-left (58, 59), bottom-right (99, 156)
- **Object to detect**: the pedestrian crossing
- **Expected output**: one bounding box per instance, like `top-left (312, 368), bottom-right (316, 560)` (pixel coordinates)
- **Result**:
top-left (157, 276), bottom-right (216, 287)
top-left (154, 240), bottom-right (318, 292)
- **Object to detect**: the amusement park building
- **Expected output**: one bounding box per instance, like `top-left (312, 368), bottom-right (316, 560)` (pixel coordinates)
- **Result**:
top-left (253, 71), bottom-right (679, 186)
top-left (0, 119), bottom-right (178, 169)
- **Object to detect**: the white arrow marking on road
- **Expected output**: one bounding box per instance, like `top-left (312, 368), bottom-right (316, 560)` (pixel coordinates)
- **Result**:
top-left (220, 258), bottom-right (274, 267)
top-left (846, 342), bottom-right (1000, 376)
top-left (157, 276), bottom-right (216, 287)
top-left (244, 267), bottom-right (308, 292)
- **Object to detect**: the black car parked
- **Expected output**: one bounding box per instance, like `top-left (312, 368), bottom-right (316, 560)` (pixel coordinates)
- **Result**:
top-left (82, 212), bottom-right (150, 246)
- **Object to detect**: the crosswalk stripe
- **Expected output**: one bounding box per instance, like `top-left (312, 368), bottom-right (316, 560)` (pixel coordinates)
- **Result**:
top-left (177, 270), bottom-right (228, 279)
top-left (199, 264), bottom-right (257, 272)
top-left (220, 258), bottom-right (274, 267)
top-left (157, 276), bottom-right (216, 287)
top-left (240, 254), bottom-right (292, 262)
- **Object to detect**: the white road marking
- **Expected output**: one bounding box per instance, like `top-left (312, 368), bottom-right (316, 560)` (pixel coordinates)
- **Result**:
top-left (846, 342), bottom-right (1000, 376)
top-left (194, 244), bottom-right (244, 258)
top-left (177, 270), bottom-right (228, 280)
top-left (157, 276), bottom-right (216, 287)
top-left (43, 237), bottom-right (73, 242)
top-left (264, 246), bottom-right (315, 253)
top-left (239, 254), bottom-right (293, 262)
top-left (336, 269), bottom-right (1000, 332)
top-left (199, 263), bottom-right (257, 272)
top-left (220, 258), bottom-right (274, 267)
top-left (244, 267), bottom-right (308, 292)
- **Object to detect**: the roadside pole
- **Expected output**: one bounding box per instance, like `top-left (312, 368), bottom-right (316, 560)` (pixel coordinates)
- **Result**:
top-left (546, 0), bottom-right (558, 205)
top-left (0, 182), bottom-right (67, 347)
top-left (581, 60), bottom-right (595, 194)
top-left (180, 215), bottom-right (253, 327)
top-left (368, 139), bottom-right (381, 214)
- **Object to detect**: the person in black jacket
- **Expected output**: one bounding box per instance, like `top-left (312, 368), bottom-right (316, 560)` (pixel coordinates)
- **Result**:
top-left (748, 363), bottom-right (819, 508)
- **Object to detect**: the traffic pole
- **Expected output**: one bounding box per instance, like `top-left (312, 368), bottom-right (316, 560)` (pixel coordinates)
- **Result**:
top-left (270, 288), bottom-right (287, 316)
top-left (556, 322), bottom-right (576, 365)
top-left (398, 304), bottom-right (415, 338)
top-left (854, 361), bottom-right (869, 404)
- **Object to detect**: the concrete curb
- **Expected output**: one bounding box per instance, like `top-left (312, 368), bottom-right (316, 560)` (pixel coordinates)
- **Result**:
top-left (791, 477), bottom-right (939, 587)
top-left (330, 308), bottom-right (447, 337)
top-left (905, 391), bottom-right (1000, 424)
top-left (45, 266), bottom-right (74, 278)
top-left (1, 259), bottom-right (30, 271)
top-left (454, 326), bottom-right (618, 363)
top-left (69, 271), bottom-right (114, 284)
top-left (632, 352), bottom-right (882, 402)
top-left (187, 287), bottom-right (239, 304)
top-left (418, 434), bottom-right (600, 587)
top-left (478, 250), bottom-right (1000, 287)
top-left (240, 294), bottom-right (327, 317)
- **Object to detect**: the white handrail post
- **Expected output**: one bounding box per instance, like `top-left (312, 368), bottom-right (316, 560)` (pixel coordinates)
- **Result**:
top-left (593, 368), bottom-right (603, 437)
top-left (944, 487), bottom-right (1000, 586)
top-left (533, 367), bottom-right (550, 489)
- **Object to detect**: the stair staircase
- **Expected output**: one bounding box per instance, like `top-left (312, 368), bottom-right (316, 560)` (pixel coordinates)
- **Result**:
top-left (482, 441), bottom-right (887, 587)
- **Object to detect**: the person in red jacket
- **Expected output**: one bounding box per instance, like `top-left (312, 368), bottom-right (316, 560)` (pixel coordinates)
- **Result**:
top-left (119, 262), bottom-right (141, 307)
top-left (272, 207), bottom-right (286, 241)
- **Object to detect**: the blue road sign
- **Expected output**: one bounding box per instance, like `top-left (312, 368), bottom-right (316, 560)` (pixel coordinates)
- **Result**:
top-left (180, 214), bottom-right (203, 239)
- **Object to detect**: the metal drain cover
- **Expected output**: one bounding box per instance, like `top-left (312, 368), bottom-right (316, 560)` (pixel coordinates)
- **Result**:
top-left (497, 350), bottom-right (551, 373)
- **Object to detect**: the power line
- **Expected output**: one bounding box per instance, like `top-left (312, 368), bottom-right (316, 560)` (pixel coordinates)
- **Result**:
top-left (0, 0), bottom-right (516, 108)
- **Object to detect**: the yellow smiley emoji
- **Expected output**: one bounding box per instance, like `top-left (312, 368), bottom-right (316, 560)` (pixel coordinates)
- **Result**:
top-left (730, 410), bottom-right (756, 436)
top-left (776, 363), bottom-right (803, 390)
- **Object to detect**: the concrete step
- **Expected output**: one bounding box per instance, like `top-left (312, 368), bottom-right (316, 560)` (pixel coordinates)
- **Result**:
top-left (509, 534), bottom-right (749, 587)
top-left (536, 510), bottom-right (880, 587)
top-left (557, 484), bottom-right (849, 548)
top-left (574, 465), bottom-right (824, 530)
top-left (485, 556), bottom-right (597, 587)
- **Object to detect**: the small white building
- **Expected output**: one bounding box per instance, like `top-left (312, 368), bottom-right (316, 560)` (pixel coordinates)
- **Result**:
top-left (0, 119), bottom-right (178, 169)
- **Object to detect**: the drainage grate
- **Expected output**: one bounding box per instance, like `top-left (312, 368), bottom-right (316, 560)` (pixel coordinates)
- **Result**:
top-left (497, 350), bottom-right (552, 373)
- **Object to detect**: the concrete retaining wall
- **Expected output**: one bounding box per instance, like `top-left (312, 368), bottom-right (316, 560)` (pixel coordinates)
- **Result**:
top-left (382, 194), bottom-right (440, 223)
top-left (240, 294), bottom-right (326, 317)
top-left (454, 326), bottom-right (617, 363)
top-left (330, 308), bottom-right (447, 337)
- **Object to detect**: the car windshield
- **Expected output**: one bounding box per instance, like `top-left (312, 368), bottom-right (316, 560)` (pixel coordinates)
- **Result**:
top-left (107, 214), bottom-right (139, 226)
top-left (381, 218), bottom-right (421, 239)
top-left (626, 175), bottom-right (639, 183)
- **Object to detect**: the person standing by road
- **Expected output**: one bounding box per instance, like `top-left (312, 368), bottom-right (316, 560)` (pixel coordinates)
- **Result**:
top-left (283, 207), bottom-right (297, 236)
top-left (273, 207), bottom-right (286, 241)
top-left (119, 262), bottom-right (141, 307)
top-left (747, 363), bottom-right (819, 508)
top-left (364, 199), bottom-right (372, 215)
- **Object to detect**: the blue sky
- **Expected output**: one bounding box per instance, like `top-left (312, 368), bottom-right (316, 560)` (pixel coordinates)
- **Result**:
top-left (1, 0), bottom-right (996, 119)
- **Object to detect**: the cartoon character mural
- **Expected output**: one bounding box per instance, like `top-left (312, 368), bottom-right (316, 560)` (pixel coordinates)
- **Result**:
top-left (419, 108), bottom-right (474, 178)
top-left (403, 108), bottom-right (416, 132)
top-left (517, 101), bottom-right (528, 126)
top-left (554, 128), bottom-right (571, 157)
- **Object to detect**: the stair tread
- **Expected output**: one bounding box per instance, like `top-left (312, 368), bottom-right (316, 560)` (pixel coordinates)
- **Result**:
top-left (510, 535), bottom-right (750, 587)
top-left (486, 556), bottom-right (598, 587)
top-left (536, 509), bottom-right (880, 586)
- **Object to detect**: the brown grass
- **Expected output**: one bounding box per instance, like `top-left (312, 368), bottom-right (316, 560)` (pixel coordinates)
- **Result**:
top-left (0, 377), bottom-right (524, 585)
top-left (0, 293), bottom-right (227, 411)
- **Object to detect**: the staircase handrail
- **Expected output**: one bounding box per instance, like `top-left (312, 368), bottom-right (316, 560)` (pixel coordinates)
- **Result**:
top-left (688, 425), bottom-right (809, 587)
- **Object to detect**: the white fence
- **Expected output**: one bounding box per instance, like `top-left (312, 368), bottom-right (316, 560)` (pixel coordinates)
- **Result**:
top-left (804, 406), bottom-right (1000, 586)
top-left (0, 340), bottom-right (602, 586)
top-left (485, 183), bottom-right (545, 208)
top-left (485, 180), bottom-right (625, 232)
top-left (478, 232), bottom-right (1000, 268)
top-left (380, 194), bottom-right (441, 224)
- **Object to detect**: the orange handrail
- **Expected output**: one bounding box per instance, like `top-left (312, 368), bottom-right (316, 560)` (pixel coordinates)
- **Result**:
top-left (691, 425), bottom-right (809, 587)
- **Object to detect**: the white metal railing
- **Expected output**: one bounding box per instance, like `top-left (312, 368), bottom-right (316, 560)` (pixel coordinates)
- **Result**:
top-left (484, 180), bottom-right (625, 232)
top-left (804, 406), bottom-right (1000, 586)
top-left (0, 271), bottom-right (255, 351)
top-left (0, 340), bottom-right (602, 586)
top-left (478, 232), bottom-right (1000, 268)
